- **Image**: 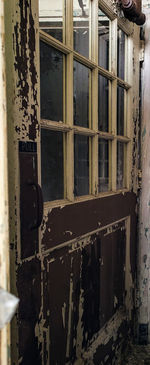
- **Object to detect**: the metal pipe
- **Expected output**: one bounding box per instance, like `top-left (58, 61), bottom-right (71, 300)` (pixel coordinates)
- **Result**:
top-left (121, 0), bottom-right (146, 25)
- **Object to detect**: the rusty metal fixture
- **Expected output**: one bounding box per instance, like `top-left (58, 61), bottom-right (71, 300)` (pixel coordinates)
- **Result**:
top-left (121, 0), bottom-right (146, 25)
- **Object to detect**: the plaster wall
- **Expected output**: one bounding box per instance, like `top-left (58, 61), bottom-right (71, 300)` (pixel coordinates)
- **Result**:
top-left (138, 0), bottom-right (150, 343)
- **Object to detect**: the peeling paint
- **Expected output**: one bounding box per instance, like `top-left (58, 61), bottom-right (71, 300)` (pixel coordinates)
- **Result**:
top-left (62, 302), bottom-right (67, 329)
top-left (142, 127), bottom-right (146, 139)
top-left (83, 310), bottom-right (128, 363)
top-left (5, 0), bottom-right (139, 363)
top-left (144, 227), bottom-right (149, 239)
top-left (76, 288), bottom-right (84, 359)
top-left (13, 0), bottom-right (39, 141)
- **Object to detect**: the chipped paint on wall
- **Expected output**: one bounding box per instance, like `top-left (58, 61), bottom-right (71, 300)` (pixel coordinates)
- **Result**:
top-left (131, 25), bottom-right (141, 194)
top-left (138, 7), bottom-right (150, 342)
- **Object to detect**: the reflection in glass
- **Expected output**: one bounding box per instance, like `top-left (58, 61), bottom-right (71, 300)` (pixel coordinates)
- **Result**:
top-left (41, 129), bottom-right (64, 201)
top-left (98, 9), bottom-right (110, 70)
top-left (74, 61), bottom-right (89, 127)
top-left (117, 28), bottom-right (125, 80)
top-left (40, 41), bottom-right (63, 122)
top-left (39, 0), bottom-right (63, 42)
top-left (73, 0), bottom-right (89, 58)
top-left (74, 135), bottom-right (89, 196)
top-left (117, 86), bottom-right (125, 135)
top-left (98, 139), bottom-right (109, 192)
top-left (117, 142), bottom-right (125, 189)
top-left (98, 75), bottom-right (109, 131)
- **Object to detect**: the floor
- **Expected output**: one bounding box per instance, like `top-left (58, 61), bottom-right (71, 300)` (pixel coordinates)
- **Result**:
top-left (124, 345), bottom-right (150, 365)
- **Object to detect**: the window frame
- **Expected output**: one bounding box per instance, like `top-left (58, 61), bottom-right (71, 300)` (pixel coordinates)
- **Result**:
top-left (39, 0), bottom-right (133, 206)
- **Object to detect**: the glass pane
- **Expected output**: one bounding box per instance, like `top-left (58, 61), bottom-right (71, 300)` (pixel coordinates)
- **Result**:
top-left (40, 41), bottom-right (63, 122)
top-left (74, 135), bottom-right (89, 196)
top-left (74, 61), bottom-right (89, 127)
top-left (98, 139), bottom-right (109, 192)
top-left (98, 75), bottom-right (109, 131)
top-left (39, 0), bottom-right (63, 42)
top-left (73, 0), bottom-right (89, 58)
top-left (117, 28), bottom-right (125, 80)
top-left (98, 9), bottom-right (110, 70)
top-left (41, 129), bottom-right (64, 201)
top-left (117, 142), bottom-right (125, 189)
top-left (117, 86), bottom-right (125, 136)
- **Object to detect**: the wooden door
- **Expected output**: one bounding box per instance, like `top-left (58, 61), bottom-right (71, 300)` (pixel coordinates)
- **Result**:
top-left (5, 0), bottom-right (140, 364)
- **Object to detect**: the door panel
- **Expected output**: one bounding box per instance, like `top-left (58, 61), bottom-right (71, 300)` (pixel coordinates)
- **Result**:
top-left (41, 193), bottom-right (136, 250)
top-left (41, 210), bottom-right (136, 364)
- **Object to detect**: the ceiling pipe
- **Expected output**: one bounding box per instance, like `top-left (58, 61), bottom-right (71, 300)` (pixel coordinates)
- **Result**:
top-left (121, 0), bottom-right (146, 25)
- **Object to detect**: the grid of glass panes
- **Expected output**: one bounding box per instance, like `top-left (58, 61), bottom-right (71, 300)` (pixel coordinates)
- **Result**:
top-left (39, 0), bottom-right (131, 203)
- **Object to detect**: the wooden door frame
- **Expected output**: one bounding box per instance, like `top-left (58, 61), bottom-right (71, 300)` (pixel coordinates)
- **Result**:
top-left (0, 0), bottom-right (10, 363)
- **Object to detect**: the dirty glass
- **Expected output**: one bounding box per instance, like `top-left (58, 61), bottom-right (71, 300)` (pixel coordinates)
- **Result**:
top-left (98, 75), bottom-right (109, 132)
top-left (117, 85), bottom-right (125, 136)
top-left (39, 0), bottom-right (63, 42)
top-left (41, 129), bottom-right (64, 201)
top-left (73, 0), bottom-right (89, 58)
top-left (74, 135), bottom-right (89, 196)
top-left (98, 9), bottom-right (110, 70)
top-left (40, 41), bottom-right (63, 122)
top-left (98, 139), bottom-right (109, 192)
top-left (117, 142), bottom-right (125, 189)
top-left (117, 28), bottom-right (125, 80)
top-left (74, 61), bottom-right (89, 127)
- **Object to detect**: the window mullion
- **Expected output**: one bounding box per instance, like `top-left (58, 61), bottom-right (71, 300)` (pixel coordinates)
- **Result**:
top-left (92, 68), bottom-right (98, 195)
top-left (66, 129), bottom-right (74, 201)
top-left (125, 34), bottom-right (128, 82)
top-left (126, 36), bottom-right (133, 190)
top-left (110, 17), bottom-right (117, 191)
top-left (66, 0), bottom-right (74, 200)
top-left (66, 0), bottom-right (73, 48)
top-left (108, 16), bottom-right (117, 192)
top-left (90, 0), bottom-right (98, 63)
top-left (111, 79), bottom-right (117, 192)
top-left (91, 0), bottom-right (98, 195)
top-left (66, 52), bottom-right (74, 200)
top-left (111, 19), bottom-right (117, 75)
